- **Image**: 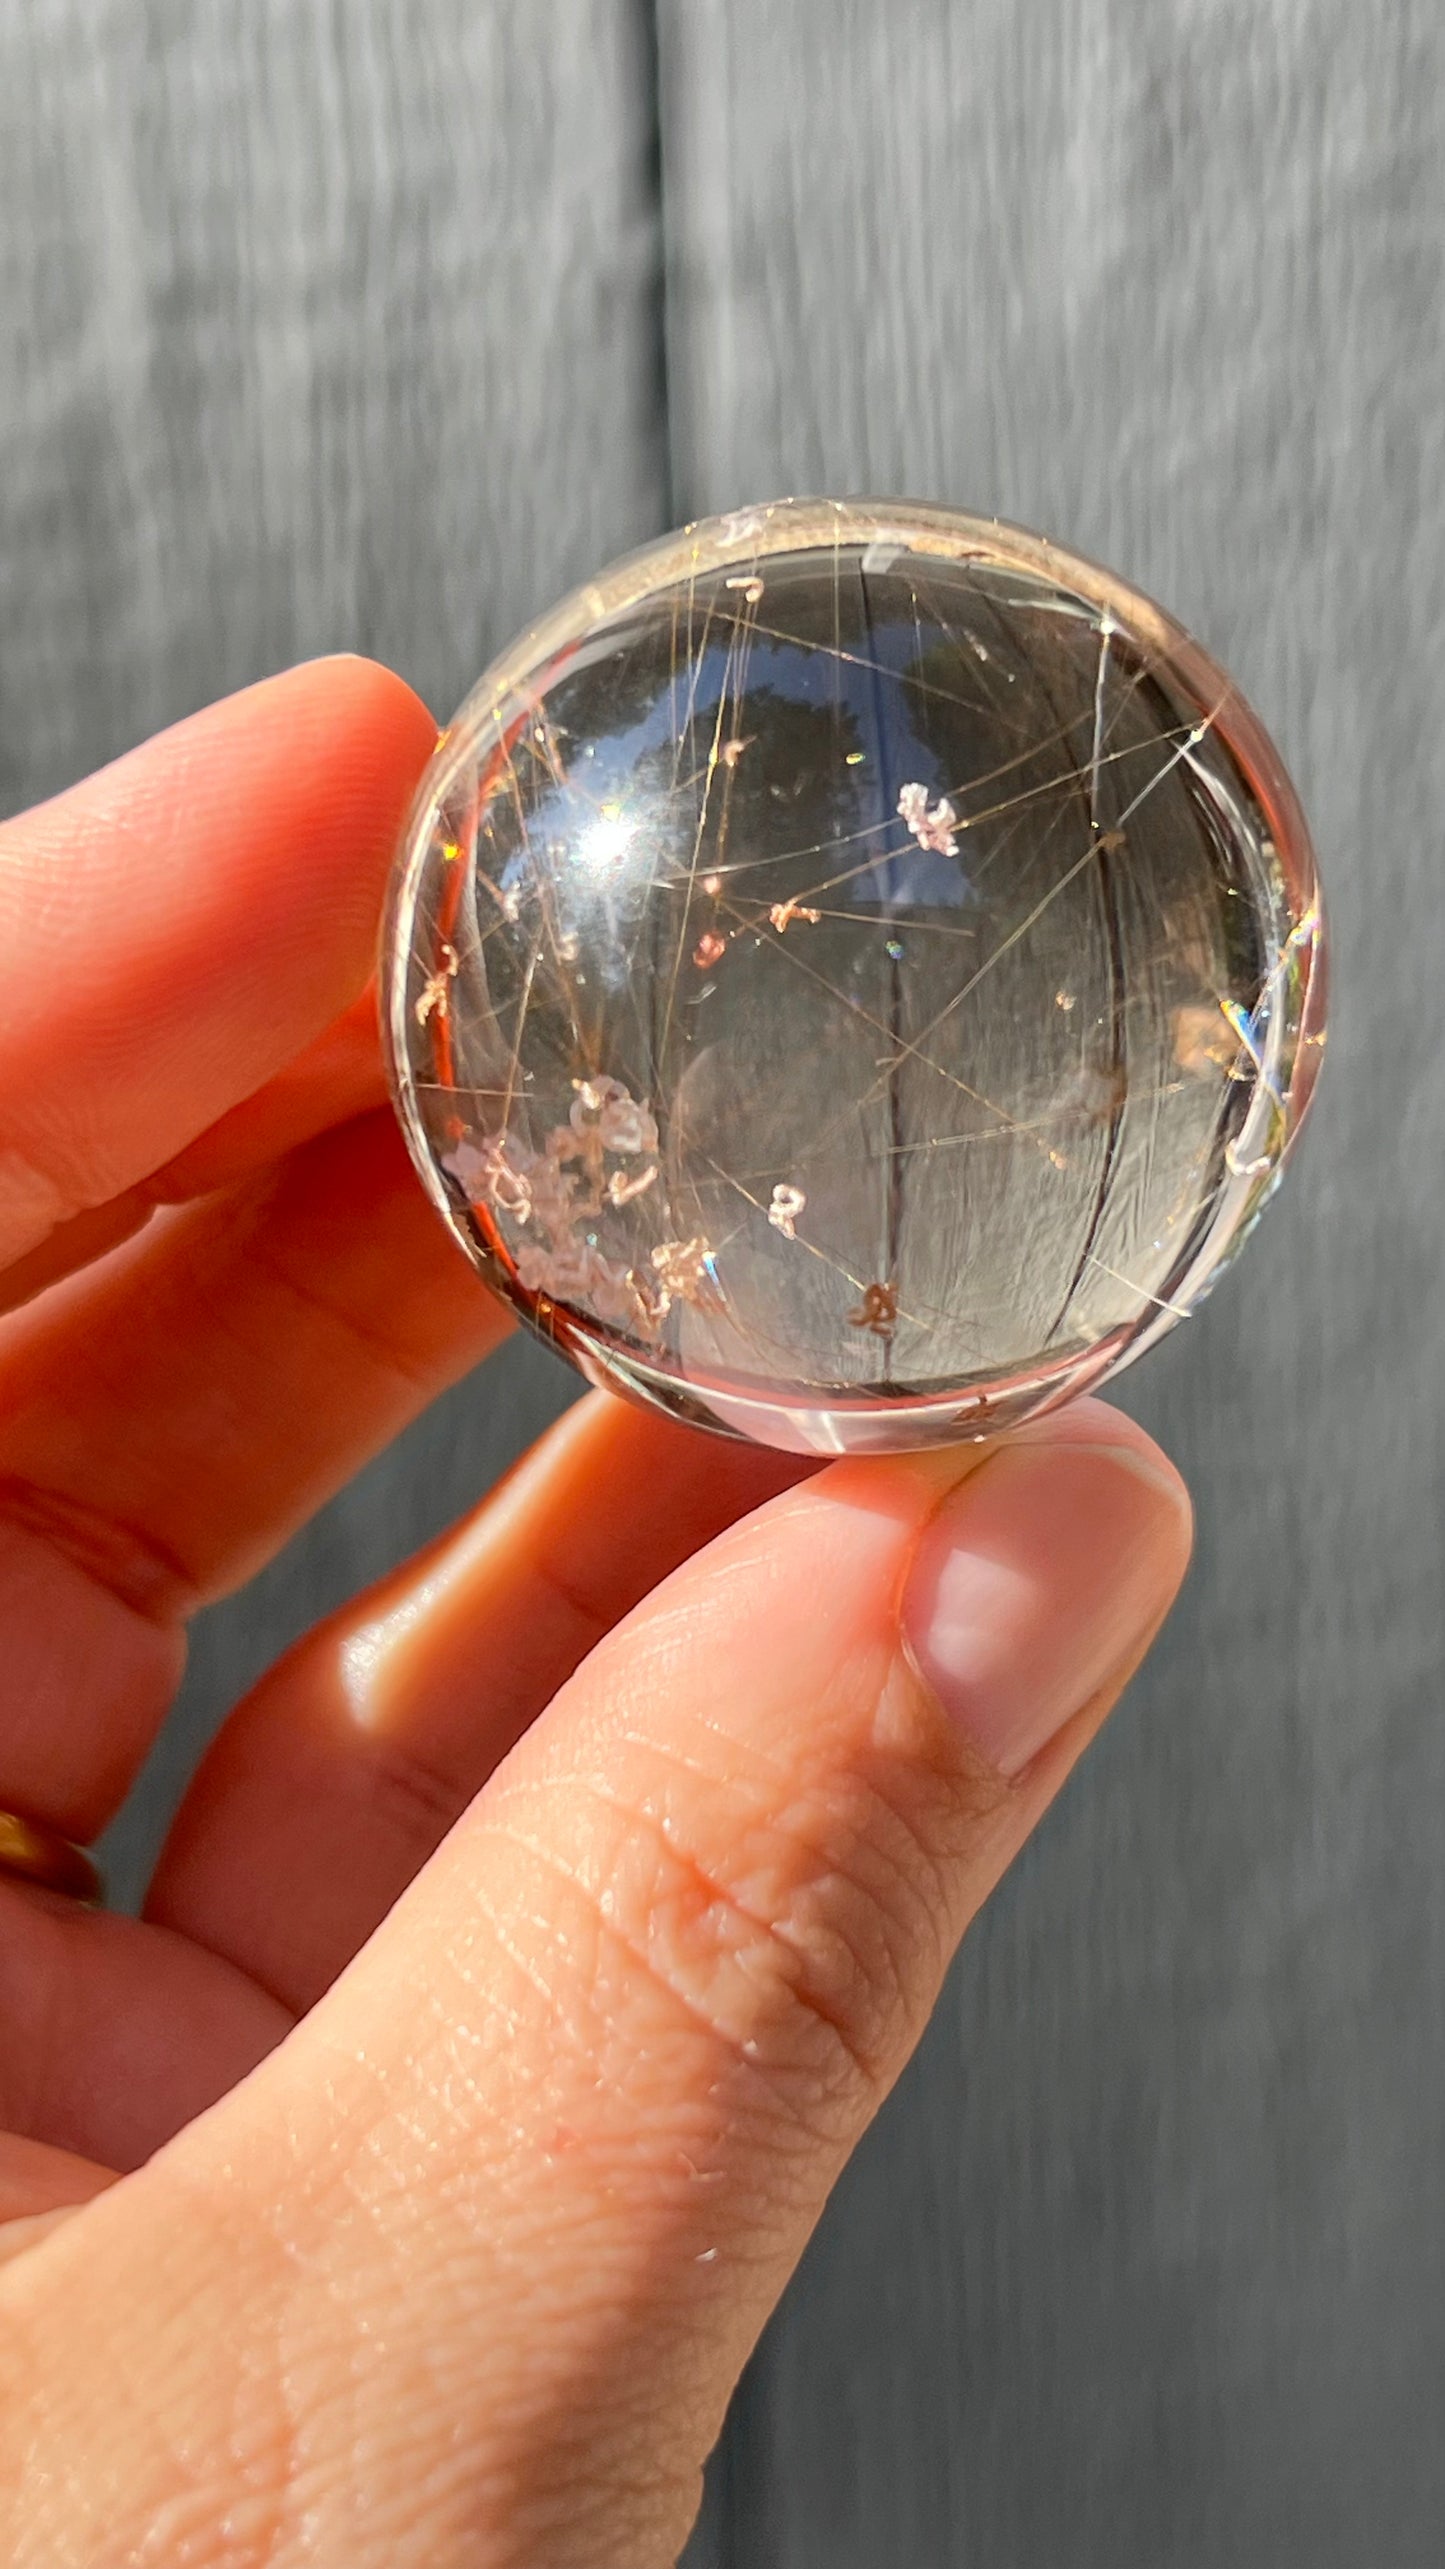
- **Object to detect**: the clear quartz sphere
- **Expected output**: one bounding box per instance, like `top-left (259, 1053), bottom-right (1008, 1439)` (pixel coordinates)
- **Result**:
top-left (383, 499), bottom-right (1326, 1456)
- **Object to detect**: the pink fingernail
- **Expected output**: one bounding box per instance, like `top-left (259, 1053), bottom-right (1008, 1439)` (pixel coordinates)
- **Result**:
top-left (901, 1435), bottom-right (1191, 1776)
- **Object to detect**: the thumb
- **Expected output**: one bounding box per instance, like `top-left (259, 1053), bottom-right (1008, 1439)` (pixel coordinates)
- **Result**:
top-left (1, 1402), bottom-right (1190, 2569)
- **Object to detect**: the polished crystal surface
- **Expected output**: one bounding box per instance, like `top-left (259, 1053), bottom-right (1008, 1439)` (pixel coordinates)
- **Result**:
top-left (383, 499), bottom-right (1325, 1454)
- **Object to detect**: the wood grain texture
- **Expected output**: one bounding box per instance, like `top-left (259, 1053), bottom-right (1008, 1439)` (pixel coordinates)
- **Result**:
top-left (0, 0), bottom-right (668, 803)
top-left (661, 2), bottom-right (1445, 2562)
top-left (2, 2), bottom-right (1442, 2560)
top-left (0, 0), bottom-right (669, 1896)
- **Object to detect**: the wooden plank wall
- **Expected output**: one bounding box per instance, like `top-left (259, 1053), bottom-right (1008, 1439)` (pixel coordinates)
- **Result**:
top-left (667, 5), bottom-right (1445, 2562)
top-left (3, 4), bottom-right (1443, 2563)
top-left (0, 0), bottom-right (665, 1871)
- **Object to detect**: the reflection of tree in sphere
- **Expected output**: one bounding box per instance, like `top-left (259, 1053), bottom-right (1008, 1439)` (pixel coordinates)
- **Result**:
top-left (384, 500), bottom-right (1325, 1456)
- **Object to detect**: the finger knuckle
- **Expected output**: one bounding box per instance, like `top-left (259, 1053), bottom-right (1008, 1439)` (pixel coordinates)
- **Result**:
top-left (543, 1731), bottom-right (986, 2126)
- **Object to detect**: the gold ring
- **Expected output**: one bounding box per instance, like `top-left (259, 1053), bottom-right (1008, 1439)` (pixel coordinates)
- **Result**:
top-left (0, 1809), bottom-right (103, 1904)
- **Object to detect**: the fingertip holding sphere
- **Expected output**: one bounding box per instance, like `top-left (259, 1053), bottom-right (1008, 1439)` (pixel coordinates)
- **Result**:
top-left (899, 1402), bottom-right (1193, 1778)
top-left (382, 500), bottom-right (1325, 1456)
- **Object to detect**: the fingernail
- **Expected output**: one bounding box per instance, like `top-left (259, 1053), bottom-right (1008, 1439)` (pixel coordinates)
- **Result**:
top-left (901, 1434), bottom-right (1190, 1776)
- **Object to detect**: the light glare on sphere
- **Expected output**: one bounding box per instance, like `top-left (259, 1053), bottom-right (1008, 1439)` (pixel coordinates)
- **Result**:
top-left (382, 499), bottom-right (1326, 1456)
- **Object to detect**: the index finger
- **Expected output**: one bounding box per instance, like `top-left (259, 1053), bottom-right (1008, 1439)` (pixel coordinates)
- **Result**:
top-left (0, 657), bottom-right (437, 1272)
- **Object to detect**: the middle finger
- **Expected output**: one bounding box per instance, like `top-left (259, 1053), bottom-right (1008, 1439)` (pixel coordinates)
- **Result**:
top-left (0, 1110), bottom-right (506, 1843)
top-left (145, 1395), bottom-right (811, 2008)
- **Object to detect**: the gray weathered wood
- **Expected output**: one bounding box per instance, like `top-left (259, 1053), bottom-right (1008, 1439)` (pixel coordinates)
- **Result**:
top-left (0, 0), bottom-right (668, 1895)
top-left (1, 0), bottom-right (668, 806)
top-left (661, 2), bottom-right (1445, 2561)
top-left (4, 0), bottom-right (1443, 2560)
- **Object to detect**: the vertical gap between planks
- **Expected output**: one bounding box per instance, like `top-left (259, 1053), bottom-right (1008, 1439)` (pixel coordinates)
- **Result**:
top-left (638, 0), bottom-right (680, 531)
top-left (640, 16), bottom-right (767, 2566)
top-left (644, 18), bottom-right (772, 2563)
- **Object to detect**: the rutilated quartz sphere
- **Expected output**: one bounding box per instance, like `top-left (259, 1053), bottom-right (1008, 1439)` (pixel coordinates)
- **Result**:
top-left (382, 499), bottom-right (1326, 1456)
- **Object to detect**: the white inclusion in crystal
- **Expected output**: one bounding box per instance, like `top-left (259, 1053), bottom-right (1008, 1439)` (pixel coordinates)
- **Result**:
top-left (441, 1136), bottom-right (497, 1194)
top-left (897, 780), bottom-right (959, 858)
top-left (767, 1183), bottom-right (806, 1238)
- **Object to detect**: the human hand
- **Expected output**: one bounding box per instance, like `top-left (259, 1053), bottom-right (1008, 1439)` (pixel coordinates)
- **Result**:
top-left (0, 661), bottom-right (1192, 2567)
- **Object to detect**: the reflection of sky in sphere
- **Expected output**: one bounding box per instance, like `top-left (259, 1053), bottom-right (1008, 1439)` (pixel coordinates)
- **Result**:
top-left (501, 626), bottom-right (974, 912)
